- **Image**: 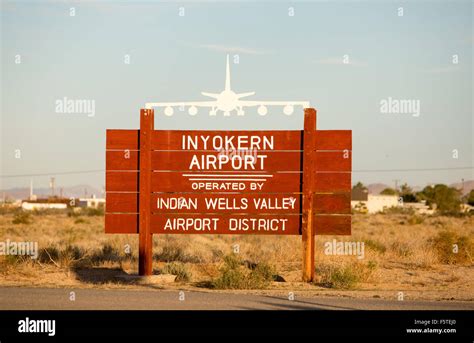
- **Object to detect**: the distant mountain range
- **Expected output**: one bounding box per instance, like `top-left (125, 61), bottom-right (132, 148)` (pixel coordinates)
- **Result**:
top-left (450, 180), bottom-right (474, 196)
top-left (1, 181), bottom-right (472, 201)
top-left (1, 185), bottom-right (103, 201)
top-left (367, 181), bottom-right (473, 195)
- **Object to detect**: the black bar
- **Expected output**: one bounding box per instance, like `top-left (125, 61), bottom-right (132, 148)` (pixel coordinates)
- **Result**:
top-left (0, 310), bottom-right (472, 340)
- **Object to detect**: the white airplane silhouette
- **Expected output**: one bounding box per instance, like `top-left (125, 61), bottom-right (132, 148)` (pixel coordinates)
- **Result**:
top-left (145, 55), bottom-right (310, 116)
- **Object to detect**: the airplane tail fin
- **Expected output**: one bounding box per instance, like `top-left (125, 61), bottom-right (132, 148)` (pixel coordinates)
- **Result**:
top-left (225, 54), bottom-right (231, 91)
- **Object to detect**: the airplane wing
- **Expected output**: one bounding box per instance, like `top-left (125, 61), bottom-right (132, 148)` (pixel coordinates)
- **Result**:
top-left (237, 100), bottom-right (310, 108)
top-left (145, 101), bottom-right (217, 109)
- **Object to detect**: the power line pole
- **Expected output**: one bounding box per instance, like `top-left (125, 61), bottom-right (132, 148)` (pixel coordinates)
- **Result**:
top-left (393, 179), bottom-right (400, 192)
top-left (50, 177), bottom-right (55, 197)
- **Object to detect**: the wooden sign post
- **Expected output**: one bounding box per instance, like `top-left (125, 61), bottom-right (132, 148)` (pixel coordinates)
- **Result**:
top-left (105, 108), bottom-right (352, 282)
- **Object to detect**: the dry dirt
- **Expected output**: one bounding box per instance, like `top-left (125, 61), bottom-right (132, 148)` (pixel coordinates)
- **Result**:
top-left (0, 211), bottom-right (473, 301)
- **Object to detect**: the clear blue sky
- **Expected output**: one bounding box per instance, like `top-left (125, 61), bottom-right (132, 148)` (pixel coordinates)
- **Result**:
top-left (1, 0), bottom-right (472, 191)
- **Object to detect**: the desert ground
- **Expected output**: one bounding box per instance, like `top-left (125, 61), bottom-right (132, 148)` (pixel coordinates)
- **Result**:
top-left (0, 208), bottom-right (473, 302)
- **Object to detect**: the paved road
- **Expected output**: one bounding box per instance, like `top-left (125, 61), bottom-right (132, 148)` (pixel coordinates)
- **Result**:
top-left (1, 287), bottom-right (473, 310)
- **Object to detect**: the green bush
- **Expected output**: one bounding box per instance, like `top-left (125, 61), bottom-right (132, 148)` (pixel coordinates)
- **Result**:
top-left (418, 184), bottom-right (461, 214)
top-left (212, 253), bottom-right (275, 289)
top-left (330, 266), bottom-right (360, 289)
top-left (467, 190), bottom-right (474, 206)
top-left (380, 188), bottom-right (397, 195)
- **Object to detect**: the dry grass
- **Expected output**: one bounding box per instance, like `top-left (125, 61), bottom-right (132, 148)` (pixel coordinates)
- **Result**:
top-left (0, 209), bottom-right (473, 300)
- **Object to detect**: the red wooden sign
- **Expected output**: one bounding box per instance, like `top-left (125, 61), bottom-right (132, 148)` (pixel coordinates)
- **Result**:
top-left (104, 108), bottom-right (352, 281)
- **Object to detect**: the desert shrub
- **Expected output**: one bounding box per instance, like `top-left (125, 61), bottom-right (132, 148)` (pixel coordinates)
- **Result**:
top-left (60, 245), bottom-right (86, 267)
top-left (407, 215), bottom-right (424, 225)
top-left (222, 253), bottom-right (241, 269)
top-left (83, 207), bottom-right (104, 216)
top-left (365, 239), bottom-right (386, 254)
top-left (391, 241), bottom-right (412, 257)
top-left (0, 207), bottom-right (11, 215)
top-left (12, 211), bottom-right (32, 225)
top-left (212, 253), bottom-right (275, 289)
top-left (317, 261), bottom-right (377, 289)
top-left (247, 262), bottom-right (276, 287)
top-left (32, 209), bottom-right (65, 216)
top-left (0, 254), bottom-right (28, 266)
top-left (211, 248), bottom-right (225, 262)
top-left (91, 244), bottom-right (122, 263)
top-left (38, 246), bottom-right (60, 264)
top-left (67, 209), bottom-right (81, 217)
top-left (155, 244), bottom-right (201, 263)
top-left (38, 245), bottom-right (86, 268)
top-left (430, 231), bottom-right (473, 265)
top-left (74, 218), bottom-right (87, 224)
top-left (329, 266), bottom-right (359, 289)
top-left (382, 206), bottom-right (414, 215)
top-left (212, 253), bottom-right (246, 289)
top-left (161, 262), bottom-right (192, 282)
top-left (66, 207), bottom-right (103, 217)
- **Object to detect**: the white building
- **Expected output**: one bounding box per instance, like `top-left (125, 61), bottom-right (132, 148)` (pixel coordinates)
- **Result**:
top-left (351, 189), bottom-right (399, 213)
top-left (21, 202), bottom-right (67, 210)
top-left (78, 196), bottom-right (105, 208)
top-left (366, 195), bottom-right (399, 213)
top-left (403, 201), bottom-right (435, 215)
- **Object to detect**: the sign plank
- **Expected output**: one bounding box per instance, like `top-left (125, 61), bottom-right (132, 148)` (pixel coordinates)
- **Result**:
top-left (106, 150), bottom-right (303, 172)
top-left (104, 108), bottom-right (353, 280)
top-left (314, 151), bottom-right (351, 172)
top-left (152, 130), bottom-right (302, 151)
top-left (106, 130), bottom-right (303, 151)
top-left (106, 150), bottom-right (139, 171)
top-left (314, 215), bottom-right (351, 235)
top-left (315, 130), bottom-right (352, 151)
top-left (105, 213), bottom-right (137, 234)
top-left (314, 193), bottom-right (351, 214)
top-left (152, 151), bottom-right (302, 172)
top-left (106, 171), bottom-right (302, 193)
top-left (152, 193), bottom-right (301, 214)
top-left (105, 193), bottom-right (301, 214)
top-left (105, 213), bottom-right (301, 235)
top-left (105, 213), bottom-right (351, 235)
top-left (106, 192), bottom-right (138, 213)
top-left (106, 130), bottom-right (139, 150)
top-left (106, 172), bottom-right (139, 192)
top-left (313, 172), bottom-right (351, 192)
